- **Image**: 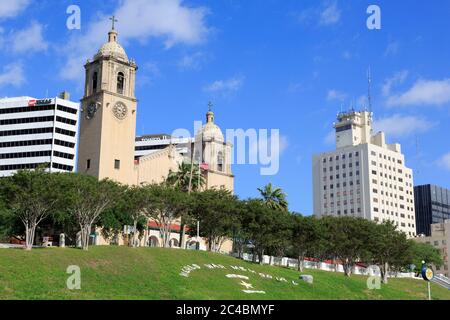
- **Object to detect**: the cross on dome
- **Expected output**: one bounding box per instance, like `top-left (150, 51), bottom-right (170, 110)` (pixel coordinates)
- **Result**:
top-left (109, 15), bottom-right (118, 30)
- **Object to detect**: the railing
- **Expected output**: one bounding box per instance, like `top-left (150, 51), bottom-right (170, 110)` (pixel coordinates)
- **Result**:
top-left (431, 274), bottom-right (450, 289)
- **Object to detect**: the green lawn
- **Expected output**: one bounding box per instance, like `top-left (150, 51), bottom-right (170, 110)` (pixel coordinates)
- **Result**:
top-left (0, 246), bottom-right (448, 300)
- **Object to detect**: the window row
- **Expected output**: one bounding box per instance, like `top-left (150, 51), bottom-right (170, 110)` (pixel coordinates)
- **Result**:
top-left (53, 150), bottom-right (75, 160)
top-left (0, 104), bottom-right (55, 115)
top-left (56, 116), bottom-right (77, 126)
top-left (0, 162), bottom-right (46, 171)
top-left (54, 139), bottom-right (76, 149)
top-left (324, 198), bottom-right (361, 207)
top-left (52, 162), bottom-right (74, 171)
top-left (322, 152), bottom-right (360, 163)
top-left (0, 115), bottom-right (53, 126)
top-left (0, 139), bottom-right (53, 149)
top-left (370, 151), bottom-right (403, 165)
top-left (57, 105), bottom-right (78, 115)
top-left (324, 180), bottom-right (360, 190)
top-left (323, 171), bottom-right (360, 181)
top-left (55, 127), bottom-right (76, 137)
top-left (0, 127), bottom-right (53, 137)
top-left (0, 150), bottom-right (51, 159)
top-left (323, 162), bottom-right (360, 172)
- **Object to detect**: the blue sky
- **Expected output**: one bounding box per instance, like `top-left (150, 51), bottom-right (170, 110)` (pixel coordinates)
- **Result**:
top-left (0, 0), bottom-right (450, 214)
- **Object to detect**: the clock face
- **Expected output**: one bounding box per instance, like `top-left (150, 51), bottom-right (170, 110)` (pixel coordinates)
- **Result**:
top-left (86, 103), bottom-right (97, 119)
top-left (113, 102), bottom-right (128, 120)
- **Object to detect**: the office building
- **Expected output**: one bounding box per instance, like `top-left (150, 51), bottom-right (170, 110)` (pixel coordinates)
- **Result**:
top-left (313, 110), bottom-right (416, 236)
top-left (415, 184), bottom-right (450, 236)
top-left (0, 96), bottom-right (80, 177)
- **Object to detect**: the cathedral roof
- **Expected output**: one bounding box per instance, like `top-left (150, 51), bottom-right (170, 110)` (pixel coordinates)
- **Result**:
top-left (95, 30), bottom-right (129, 63)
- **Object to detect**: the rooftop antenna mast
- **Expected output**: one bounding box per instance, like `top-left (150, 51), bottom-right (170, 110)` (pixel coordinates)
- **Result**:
top-left (367, 67), bottom-right (373, 114)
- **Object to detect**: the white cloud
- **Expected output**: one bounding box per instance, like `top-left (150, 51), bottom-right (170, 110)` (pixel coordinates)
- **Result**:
top-left (373, 114), bottom-right (435, 138)
top-left (319, 1), bottom-right (341, 26)
top-left (0, 0), bottom-right (30, 18)
top-left (386, 78), bottom-right (450, 107)
top-left (438, 152), bottom-right (450, 171)
top-left (384, 41), bottom-right (399, 57)
top-left (178, 51), bottom-right (206, 70)
top-left (60, 0), bottom-right (210, 81)
top-left (327, 89), bottom-right (347, 102)
top-left (0, 63), bottom-right (25, 87)
top-left (10, 21), bottom-right (48, 53)
top-left (382, 70), bottom-right (409, 96)
top-left (295, 1), bottom-right (341, 27)
top-left (203, 76), bottom-right (244, 94)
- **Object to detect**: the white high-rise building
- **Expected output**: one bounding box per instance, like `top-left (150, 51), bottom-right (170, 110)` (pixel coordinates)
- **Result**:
top-left (0, 96), bottom-right (80, 177)
top-left (313, 110), bottom-right (416, 237)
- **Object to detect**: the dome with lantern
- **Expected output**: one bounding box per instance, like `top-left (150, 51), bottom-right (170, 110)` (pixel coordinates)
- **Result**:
top-left (95, 29), bottom-right (129, 63)
top-left (196, 108), bottom-right (224, 142)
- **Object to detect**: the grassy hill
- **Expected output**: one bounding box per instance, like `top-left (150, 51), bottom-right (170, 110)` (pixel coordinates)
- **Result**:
top-left (0, 246), bottom-right (449, 300)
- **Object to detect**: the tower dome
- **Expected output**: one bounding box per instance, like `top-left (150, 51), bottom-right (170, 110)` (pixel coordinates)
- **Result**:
top-left (95, 29), bottom-right (129, 62)
top-left (196, 107), bottom-right (224, 142)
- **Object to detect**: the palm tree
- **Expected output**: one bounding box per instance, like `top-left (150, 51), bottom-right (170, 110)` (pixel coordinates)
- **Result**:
top-left (166, 162), bottom-right (204, 193)
top-left (257, 183), bottom-right (288, 211)
top-left (166, 161), bottom-right (205, 248)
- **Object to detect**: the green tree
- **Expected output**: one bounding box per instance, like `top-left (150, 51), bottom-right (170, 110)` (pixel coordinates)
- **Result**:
top-left (409, 242), bottom-right (443, 272)
top-left (1, 169), bottom-right (62, 250)
top-left (119, 185), bottom-right (151, 247)
top-left (144, 184), bottom-right (189, 248)
top-left (257, 183), bottom-right (288, 211)
top-left (166, 161), bottom-right (205, 192)
top-left (291, 215), bottom-right (320, 272)
top-left (324, 216), bottom-right (373, 276)
top-left (367, 221), bottom-right (412, 283)
top-left (242, 199), bottom-right (286, 264)
top-left (61, 174), bottom-right (120, 250)
top-left (189, 188), bottom-right (238, 252)
top-left (166, 161), bottom-right (205, 248)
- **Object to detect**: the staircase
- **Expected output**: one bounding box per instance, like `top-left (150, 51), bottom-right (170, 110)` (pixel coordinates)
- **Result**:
top-left (431, 274), bottom-right (450, 289)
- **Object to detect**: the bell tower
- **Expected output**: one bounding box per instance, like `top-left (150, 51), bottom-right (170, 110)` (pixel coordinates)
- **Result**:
top-left (77, 17), bottom-right (138, 185)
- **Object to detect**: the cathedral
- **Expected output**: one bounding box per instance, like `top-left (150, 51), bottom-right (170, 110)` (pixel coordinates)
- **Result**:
top-left (76, 22), bottom-right (234, 251)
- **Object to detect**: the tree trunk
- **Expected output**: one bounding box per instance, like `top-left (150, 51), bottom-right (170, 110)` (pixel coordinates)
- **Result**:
top-left (297, 256), bottom-right (304, 272)
top-left (259, 249), bottom-right (264, 265)
top-left (179, 223), bottom-right (186, 249)
top-left (80, 225), bottom-right (91, 251)
top-left (24, 223), bottom-right (35, 250)
top-left (343, 263), bottom-right (352, 277)
top-left (381, 262), bottom-right (389, 284)
top-left (132, 220), bottom-right (138, 247)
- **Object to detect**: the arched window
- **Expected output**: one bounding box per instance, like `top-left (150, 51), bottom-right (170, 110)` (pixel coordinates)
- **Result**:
top-left (217, 151), bottom-right (224, 172)
top-left (117, 72), bottom-right (125, 94)
top-left (92, 72), bottom-right (98, 93)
